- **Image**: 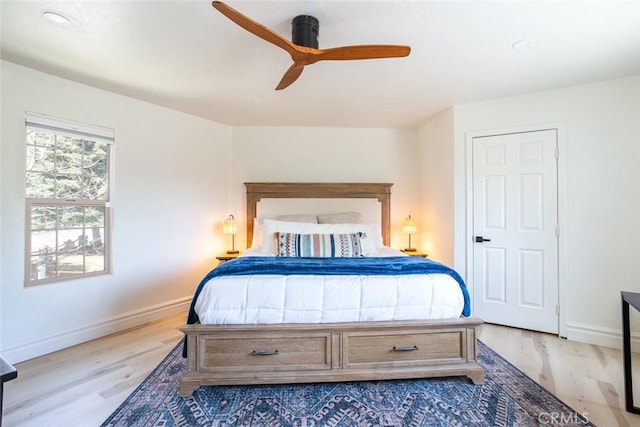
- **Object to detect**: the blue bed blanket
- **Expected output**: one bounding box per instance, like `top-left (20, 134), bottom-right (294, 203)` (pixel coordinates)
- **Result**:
top-left (186, 256), bottom-right (471, 326)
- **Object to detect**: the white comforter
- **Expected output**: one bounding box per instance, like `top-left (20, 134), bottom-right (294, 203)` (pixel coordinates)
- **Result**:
top-left (194, 248), bottom-right (465, 325)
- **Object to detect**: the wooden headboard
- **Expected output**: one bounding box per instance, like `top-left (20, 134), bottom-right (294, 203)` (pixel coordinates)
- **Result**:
top-left (245, 182), bottom-right (393, 247)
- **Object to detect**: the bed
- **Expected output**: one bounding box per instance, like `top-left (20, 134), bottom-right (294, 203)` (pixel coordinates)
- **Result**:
top-left (179, 182), bottom-right (484, 397)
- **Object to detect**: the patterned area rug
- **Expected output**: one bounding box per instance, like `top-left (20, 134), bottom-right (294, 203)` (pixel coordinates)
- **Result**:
top-left (102, 340), bottom-right (593, 426)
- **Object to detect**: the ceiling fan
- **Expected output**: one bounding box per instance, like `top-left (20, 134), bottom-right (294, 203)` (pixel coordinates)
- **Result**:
top-left (211, 1), bottom-right (411, 90)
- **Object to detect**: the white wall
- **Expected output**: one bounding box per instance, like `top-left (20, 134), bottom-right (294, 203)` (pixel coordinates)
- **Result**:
top-left (0, 61), bottom-right (232, 363)
top-left (0, 62), bottom-right (425, 363)
top-left (450, 75), bottom-right (640, 347)
top-left (229, 126), bottom-right (421, 249)
top-left (416, 108), bottom-right (455, 266)
top-left (6, 58), bottom-right (635, 360)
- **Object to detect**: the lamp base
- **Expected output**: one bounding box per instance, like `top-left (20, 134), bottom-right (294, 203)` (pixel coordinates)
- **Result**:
top-left (402, 248), bottom-right (416, 252)
top-left (226, 250), bottom-right (239, 254)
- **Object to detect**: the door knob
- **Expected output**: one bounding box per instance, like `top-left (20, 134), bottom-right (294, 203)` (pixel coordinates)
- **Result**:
top-left (475, 236), bottom-right (491, 243)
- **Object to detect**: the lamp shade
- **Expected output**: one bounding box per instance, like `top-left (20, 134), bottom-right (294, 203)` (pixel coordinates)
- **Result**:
top-left (223, 214), bottom-right (239, 254)
top-left (402, 214), bottom-right (416, 252)
top-left (223, 214), bottom-right (237, 235)
top-left (402, 215), bottom-right (416, 234)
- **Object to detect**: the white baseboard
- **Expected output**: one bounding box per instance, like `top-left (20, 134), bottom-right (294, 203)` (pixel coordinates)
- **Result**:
top-left (566, 321), bottom-right (640, 352)
top-left (7, 310), bottom-right (636, 364)
top-left (3, 296), bottom-right (191, 364)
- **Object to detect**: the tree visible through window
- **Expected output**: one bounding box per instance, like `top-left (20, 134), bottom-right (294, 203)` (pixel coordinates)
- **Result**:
top-left (25, 113), bottom-right (113, 285)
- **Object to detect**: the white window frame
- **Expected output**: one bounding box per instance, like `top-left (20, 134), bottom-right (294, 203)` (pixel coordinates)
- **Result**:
top-left (24, 112), bottom-right (114, 286)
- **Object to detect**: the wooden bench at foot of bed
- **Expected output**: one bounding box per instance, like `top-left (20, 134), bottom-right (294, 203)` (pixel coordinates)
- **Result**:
top-left (179, 317), bottom-right (485, 397)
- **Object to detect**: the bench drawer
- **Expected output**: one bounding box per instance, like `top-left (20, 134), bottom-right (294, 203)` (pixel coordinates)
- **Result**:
top-left (198, 332), bottom-right (332, 373)
top-left (344, 330), bottom-right (465, 368)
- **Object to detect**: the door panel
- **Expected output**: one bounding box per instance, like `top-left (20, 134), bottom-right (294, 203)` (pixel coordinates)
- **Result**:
top-left (484, 248), bottom-right (506, 302)
top-left (520, 174), bottom-right (543, 230)
top-left (520, 249), bottom-right (543, 307)
top-left (485, 176), bottom-right (506, 229)
top-left (472, 129), bottom-right (558, 334)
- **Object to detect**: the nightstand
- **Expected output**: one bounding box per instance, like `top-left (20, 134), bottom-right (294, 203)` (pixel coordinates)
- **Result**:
top-left (216, 252), bottom-right (241, 264)
top-left (1, 356), bottom-right (17, 427)
top-left (401, 250), bottom-right (428, 258)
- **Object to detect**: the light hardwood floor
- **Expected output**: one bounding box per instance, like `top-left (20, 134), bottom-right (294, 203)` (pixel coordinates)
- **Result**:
top-left (3, 314), bottom-right (640, 426)
top-left (478, 323), bottom-right (640, 427)
top-left (3, 314), bottom-right (185, 427)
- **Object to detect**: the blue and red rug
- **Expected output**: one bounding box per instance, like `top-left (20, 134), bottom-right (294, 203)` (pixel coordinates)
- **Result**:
top-left (102, 340), bottom-right (593, 426)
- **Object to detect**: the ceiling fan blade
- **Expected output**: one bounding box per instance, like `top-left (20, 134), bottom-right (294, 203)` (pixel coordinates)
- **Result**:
top-left (212, 1), bottom-right (296, 55)
top-left (275, 63), bottom-right (305, 90)
top-left (314, 45), bottom-right (411, 62)
top-left (212, 2), bottom-right (412, 90)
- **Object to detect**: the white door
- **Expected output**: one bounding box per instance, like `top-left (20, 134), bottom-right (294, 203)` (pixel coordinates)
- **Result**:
top-left (472, 129), bottom-right (558, 334)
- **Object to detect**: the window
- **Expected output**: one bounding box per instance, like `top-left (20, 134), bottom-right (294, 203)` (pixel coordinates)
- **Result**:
top-left (25, 112), bottom-right (113, 285)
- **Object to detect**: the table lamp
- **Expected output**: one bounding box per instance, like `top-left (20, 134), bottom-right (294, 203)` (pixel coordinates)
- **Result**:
top-left (223, 214), bottom-right (239, 254)
top-left (402, 215), bottom-right (416, 251)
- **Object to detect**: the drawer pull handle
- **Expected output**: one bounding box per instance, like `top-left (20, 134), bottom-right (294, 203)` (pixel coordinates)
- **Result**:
top-left (392, 345), bottom-right (419, 352)
top-left (251, 350), bottom-right (279, 356)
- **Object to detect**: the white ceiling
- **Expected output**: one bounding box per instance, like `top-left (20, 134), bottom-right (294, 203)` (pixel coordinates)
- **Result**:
top-left (2, 1), bottom-right (639, 128)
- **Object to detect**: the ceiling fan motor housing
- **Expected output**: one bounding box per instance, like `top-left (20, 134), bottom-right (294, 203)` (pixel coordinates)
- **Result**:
top-left (292, 15), bottom-right (319, 48)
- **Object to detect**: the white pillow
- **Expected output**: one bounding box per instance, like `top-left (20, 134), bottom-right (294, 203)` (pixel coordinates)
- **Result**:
top-left (251, 218), bottom-right (263, 249)
top-left (317, 211), bottom-right (362, 224)
top-left (361, 220), bottom-right (384, 248)
top-left (261, 219), bottom-right (379, 256)
top-left (276, 214), bottom-right (318, 223)
top-left (251, 214), bottom-right (318, 248)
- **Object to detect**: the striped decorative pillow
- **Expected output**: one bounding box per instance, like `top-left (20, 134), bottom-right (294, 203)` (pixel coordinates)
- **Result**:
top-left (276, 232), bottom-right (365, 257)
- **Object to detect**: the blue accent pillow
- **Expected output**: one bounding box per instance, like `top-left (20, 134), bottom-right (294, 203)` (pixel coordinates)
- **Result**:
top-left (277, 232), bottom-right (365, 257)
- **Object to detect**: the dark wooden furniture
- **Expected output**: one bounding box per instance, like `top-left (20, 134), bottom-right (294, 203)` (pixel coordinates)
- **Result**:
top-left (401, 249), bottom-right (428, 258)
top-left (621, 291), bottom-right (640, 414)
top-left (216, 253), bottom-right (241, 264)
top-left (179, 182), bottom-right (484, 397)
top-left (1, 357), bottom-right (17, 427)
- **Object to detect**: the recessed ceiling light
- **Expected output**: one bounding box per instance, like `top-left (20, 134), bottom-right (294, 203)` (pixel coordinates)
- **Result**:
top-left (512, 38), bottom-right (534, 50)
top-left (43, 11), bottom-right (72, 26)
